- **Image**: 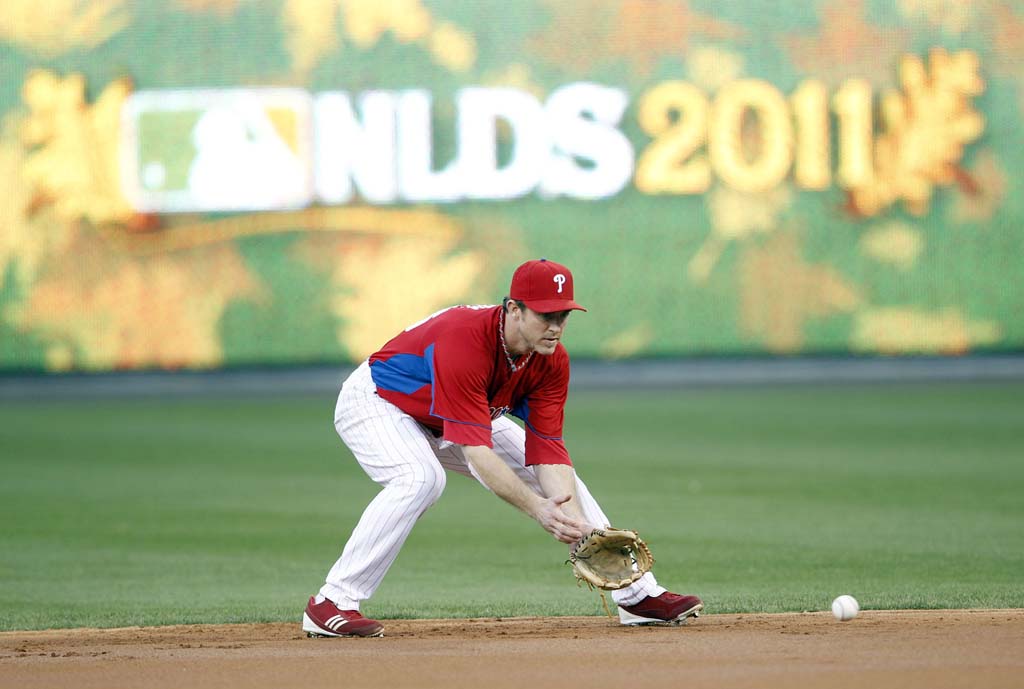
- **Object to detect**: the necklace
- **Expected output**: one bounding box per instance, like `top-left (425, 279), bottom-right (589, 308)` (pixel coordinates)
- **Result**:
top-left (498, 308), bottom-right (533, 373)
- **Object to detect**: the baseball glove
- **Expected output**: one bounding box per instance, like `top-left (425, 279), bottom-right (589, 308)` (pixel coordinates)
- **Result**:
top-left (568, 527), bottom-right (655, 591)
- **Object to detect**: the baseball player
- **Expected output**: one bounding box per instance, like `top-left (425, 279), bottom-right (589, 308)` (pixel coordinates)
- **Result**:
top-left (303, 258), bottom-right (703, 637)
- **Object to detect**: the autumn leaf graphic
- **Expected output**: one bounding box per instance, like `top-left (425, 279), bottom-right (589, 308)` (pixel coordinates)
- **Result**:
top-left (281, 0), bottom-right (342, 78)
top-left (292, 208), bottom-right (488, 360)
top-left (12, 231), bottom-right (265, 371)
top-left (0, 0), bottom-right (128, 56)
top-left (739, 232), bottom-right (861, 353)
top-left (0, 120), bottom-right (77, 291)
top-left (786, 0), bottom-right (908, 89)
top-left (852, 307), bottom-right (1000, 355)
top-left (898, 0), bottom-right (978, 36)
top-left (608, 0), bottom-right (743, 75)
top-left (688, 184), bottom-right (793, 284)
top-left (949, 149), bottom-right (1008, 224)
top-left (280, 0), bottom-right (472, 78)
top-left (530, 0), bottom-right (741, 76)
top-left (847, 49), bottom-right (985, 217)
top-left (19, 70), bottom-right (136, 227)
top-left (858, 222), bottom-right (924, 271)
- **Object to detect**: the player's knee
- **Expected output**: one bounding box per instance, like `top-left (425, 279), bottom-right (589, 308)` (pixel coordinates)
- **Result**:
top-left (396, 463), bottom-right (446, 506)
top-left (420, 464), bottom-right (447, 503)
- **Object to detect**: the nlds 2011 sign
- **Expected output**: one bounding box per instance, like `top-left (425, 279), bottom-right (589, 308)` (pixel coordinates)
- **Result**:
top-left (119, 67), bottom-right (967, 213)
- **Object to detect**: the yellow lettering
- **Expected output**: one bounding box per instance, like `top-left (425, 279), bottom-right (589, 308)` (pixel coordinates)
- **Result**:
top-left (709, 79), bottom-right (793, 193)
top-left (635, 81), bottom-right (711, 194)
top-left (791, 79), bottom-right (831, 190)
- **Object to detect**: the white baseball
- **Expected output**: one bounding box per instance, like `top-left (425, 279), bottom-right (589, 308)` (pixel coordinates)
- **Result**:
top-left (831, 595), bottom-right (859, 621)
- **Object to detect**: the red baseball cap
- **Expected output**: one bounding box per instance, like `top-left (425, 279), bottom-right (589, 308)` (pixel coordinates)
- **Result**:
top-left (509, 259), bottom-right (587, 313)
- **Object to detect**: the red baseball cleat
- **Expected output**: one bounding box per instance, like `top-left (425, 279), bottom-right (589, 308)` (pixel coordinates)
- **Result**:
top-left (302, 596), bottom-right (384, 637)
top-left (618, 592), bottom-right (704, 626)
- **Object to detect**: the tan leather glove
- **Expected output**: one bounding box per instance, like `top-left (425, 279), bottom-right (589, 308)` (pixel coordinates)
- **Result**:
top-left (568, 527), bottom-right (655, 590)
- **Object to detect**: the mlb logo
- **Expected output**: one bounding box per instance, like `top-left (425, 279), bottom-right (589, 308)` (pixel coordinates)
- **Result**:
top-left (120, 89), bottom-right (314, 212)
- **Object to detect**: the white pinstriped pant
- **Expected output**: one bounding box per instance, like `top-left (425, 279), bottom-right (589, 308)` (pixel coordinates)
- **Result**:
top-left (319, 361), bottom-right (665, 610)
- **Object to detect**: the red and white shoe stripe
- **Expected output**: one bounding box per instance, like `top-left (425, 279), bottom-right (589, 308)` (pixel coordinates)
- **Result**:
top-left (323, 614), bottom-right (349, 631)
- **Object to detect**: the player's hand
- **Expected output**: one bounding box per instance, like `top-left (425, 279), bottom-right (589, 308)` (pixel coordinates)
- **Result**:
top-left (535, 495), bottom-right (592, 544)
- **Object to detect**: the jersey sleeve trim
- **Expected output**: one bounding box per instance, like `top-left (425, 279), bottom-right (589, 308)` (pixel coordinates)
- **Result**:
top-left (430, 413), bottom-right (493, 431)
top-left (524, 419), bottom-right (562, 442)
top-left (512, 398), bottom-right (563, 441)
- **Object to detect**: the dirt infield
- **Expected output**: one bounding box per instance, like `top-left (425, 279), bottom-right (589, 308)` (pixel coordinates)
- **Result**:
top-left (2, 610), bottom-right (1022, 689)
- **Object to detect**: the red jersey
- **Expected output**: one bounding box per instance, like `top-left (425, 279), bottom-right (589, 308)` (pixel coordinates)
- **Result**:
top-left (367, 305), bottom-right (571, 466)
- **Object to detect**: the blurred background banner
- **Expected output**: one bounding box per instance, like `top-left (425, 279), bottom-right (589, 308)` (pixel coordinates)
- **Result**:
top-left (0, 0), bottom-right (1021, 372)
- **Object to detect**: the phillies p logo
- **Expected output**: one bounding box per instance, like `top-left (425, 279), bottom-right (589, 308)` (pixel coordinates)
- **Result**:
top-left (553, 274), bottom-right (566, 293)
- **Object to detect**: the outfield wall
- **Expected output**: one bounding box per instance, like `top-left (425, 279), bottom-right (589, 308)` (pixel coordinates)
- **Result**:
top-left (1, 1), bottom-right (1021, 372)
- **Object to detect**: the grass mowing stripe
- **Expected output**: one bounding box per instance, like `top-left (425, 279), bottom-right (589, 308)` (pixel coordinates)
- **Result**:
top-left (0, 383), bottom-right (1021, 629)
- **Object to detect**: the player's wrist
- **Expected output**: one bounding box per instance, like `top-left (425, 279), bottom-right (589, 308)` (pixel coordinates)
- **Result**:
top-left (526, 494), bottom-right (548, 521)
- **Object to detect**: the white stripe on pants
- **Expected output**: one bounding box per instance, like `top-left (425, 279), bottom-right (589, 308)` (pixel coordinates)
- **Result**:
top-left (319, 361), bottom-right (664, 610)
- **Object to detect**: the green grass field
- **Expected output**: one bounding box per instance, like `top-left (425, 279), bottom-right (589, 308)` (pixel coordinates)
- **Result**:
top-left (1, 382), bottom-right (1022, 631)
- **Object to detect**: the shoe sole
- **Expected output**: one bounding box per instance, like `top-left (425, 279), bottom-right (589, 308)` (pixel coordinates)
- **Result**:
top-left (618, 602), bottom-right (703, 626)
top-left (302, 612), bottom-right (384, 638)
